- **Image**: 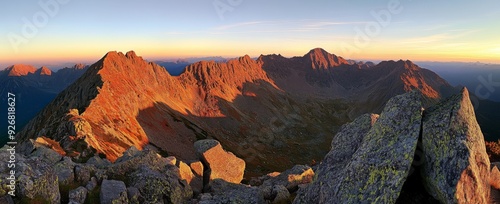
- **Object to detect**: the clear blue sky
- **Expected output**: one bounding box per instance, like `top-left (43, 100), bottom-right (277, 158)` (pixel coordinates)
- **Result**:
top-left (1, 0), bottom-right (499, 68)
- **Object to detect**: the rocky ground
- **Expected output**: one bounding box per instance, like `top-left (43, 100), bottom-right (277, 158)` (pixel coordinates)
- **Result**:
top-left (1, 88), bottom-right (499, 203)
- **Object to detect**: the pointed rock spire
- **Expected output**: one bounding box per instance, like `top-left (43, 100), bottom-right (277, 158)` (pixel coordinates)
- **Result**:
top-left (421, 87), bottom-right (490, 203)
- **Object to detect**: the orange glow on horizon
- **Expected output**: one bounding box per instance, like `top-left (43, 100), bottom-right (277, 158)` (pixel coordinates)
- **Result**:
top-left (1, 44), bottom-right (499, 68)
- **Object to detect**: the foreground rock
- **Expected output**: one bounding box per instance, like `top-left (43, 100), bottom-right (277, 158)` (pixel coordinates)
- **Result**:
top-left (491, 166), bottom-right (500, 190)
top-left (129, 165), bottom-right (193, 203)
top-left (295, 90), bottom-right (423, 203)
top-left (421, 88), bottom-right (490, 203)
top-left (68, 186), bottom-right (88, 204)
top-left (194, 139), bottom-right (246, 183)
top-left (0, 145), bottom-right (62, 204)
top-left (199, 179), bottom-right (266, 204)
top-left (100, 180), bottom-right (128, 204)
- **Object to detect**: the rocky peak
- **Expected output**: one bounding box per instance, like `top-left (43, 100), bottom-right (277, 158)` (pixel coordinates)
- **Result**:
top-left (303, 48), bottom-right (348, 69)
top-left (36, 66), bottom-right (53, 76)
top-left (378, 60), bottom-right (421, 71)
top-left (72, 63), bottom-right (87, 70)
top-left (398, 59), bottom-right (420, 71)
top-left (125, 50), bottom-right (138, 58)
top-left (5, 64), bottom-right (37, 76)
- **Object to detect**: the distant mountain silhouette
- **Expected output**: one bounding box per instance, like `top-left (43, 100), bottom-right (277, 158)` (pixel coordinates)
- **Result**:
top-left (155, 56), bottom-right (227, 76)
top-left (0, 64), bottom-right (88, 145)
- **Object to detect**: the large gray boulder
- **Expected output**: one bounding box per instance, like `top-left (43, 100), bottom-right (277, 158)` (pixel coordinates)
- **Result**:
top-left (16, 155), bottom-right (61, 204)
top-left (100, 179), bottom-right (128, 204)
top-left (129, 165), bottom-right (193, 204)
top-left (105, 149), bottom-right (168, 179)
top-left (295, 90), bottom-right (423, 203)
top-left (29, 145), bottom-right (63, 164)
top-left (421, 88), bottom-right (490, 203)
top-left (53, 157), bottom-right (76, 186)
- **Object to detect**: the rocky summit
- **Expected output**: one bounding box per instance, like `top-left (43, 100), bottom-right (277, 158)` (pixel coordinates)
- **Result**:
top-left (294, 88), bottom-right (492, 204)
top-left (421, 88), bottom-right (490, 203)
top-left (1, 87), bottom-right (495, 203)
top-left (296, 90), bottom-right (423, 203)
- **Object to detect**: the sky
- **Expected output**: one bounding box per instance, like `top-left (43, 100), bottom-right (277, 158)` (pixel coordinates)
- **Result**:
top-left (0, 0), bottom-right (499, 68)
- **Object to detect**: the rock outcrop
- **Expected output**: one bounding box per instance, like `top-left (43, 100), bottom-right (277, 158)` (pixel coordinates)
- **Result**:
top-left (295, 90), bottom-right (423, 203)
top-left (0, 146), bottom-right (61, 203)
top-left (421, 88), bottom-right (490, 203)
top-left (294, 88), bottom-right (492, 203)
top-left (194, 139), bottom-right (246, 184)
top-left (69, 186), bottom-right (88, 204)
top-left (198, 179), bottom-right (266, 204)
top-left (129, 165), bottom-right (193, 203)
top-left (491, 166), bottom-right (500, 190)
top-left (100, 180), bottom-right (128, 204)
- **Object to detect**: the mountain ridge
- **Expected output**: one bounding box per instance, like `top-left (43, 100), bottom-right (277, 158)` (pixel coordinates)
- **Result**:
top-left (15, 48), bottom-right (481, 176)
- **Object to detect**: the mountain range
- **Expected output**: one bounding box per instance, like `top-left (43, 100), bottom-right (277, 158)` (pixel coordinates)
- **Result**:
top-left (0, 64), bottom-right (88, 144)
top-left (10, 48), bottom-right (497, 178)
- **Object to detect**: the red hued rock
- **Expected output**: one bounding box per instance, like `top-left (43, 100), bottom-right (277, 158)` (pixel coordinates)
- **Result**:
top-left (6, 64), bottom-right (37, 76)
top-left (178, 161), bottom-right (195, 184)
top-left (36, 66), bottom-right (53, 76)
top-left (194, 139), bottom-right (245, 184)
top-left (304, 48), bottom-right (349, 70)
top-left (491, 166), bottom-right (500, 190)
top-left (189, 161), bottom-right (204, 177)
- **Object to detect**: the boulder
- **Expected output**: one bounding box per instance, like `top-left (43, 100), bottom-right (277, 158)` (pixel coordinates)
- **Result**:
top-left (271, 185), bottom-right (291, 204)
top-left (166, 156), bottom-right (177, 166)
top-left (129, 165), bottom-right (192, 204)
top-left (74, 165), bottom-right (93, 183)
top-left (53, 157), bottom-right (76, 186)
top-left (86, 155), bottom-right (111, 168)
top-left (85, 177), bottom-right (98, 191)
top-left (421, 88), bottom-right (490, 203)
top-left (127, 187), bottom-right (144, 204)
top-left (199, 179), bottom-right (266, 204)
top-left (194, 139), bottom-right (245, 184)
top-left (179, 161), bottom-right (195, 184)
top-left (0, 145), bottom-right (61, 203)
top-left (69, 186), bottom-right (88, 204)
top-left (491, 166), bottom-right (500, 190)
top-left (100, 180), bottom-right (128, 204)
top-left (29, 145), bottom-right (63, 164)
top-left (15, 156), bottom-right (61, 203)
top-left (295, 91), bottom-right (422, 203)
top-left (190, 161), bottom-right (204, 177)
top-left (105, 149), bottom-right (167, 179)
top-left (261, 165), bottom-right (314, 192)
top-left (115, 146), bottom-right (141, 163)
top-left (94, 169), bottom-right (108, 183)
top-left (179, 160), bottom-right (203, 195)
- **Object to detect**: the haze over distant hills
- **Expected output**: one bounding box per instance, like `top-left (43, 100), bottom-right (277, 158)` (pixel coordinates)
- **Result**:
top-left (418, 61), bottom-right (500, 102)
